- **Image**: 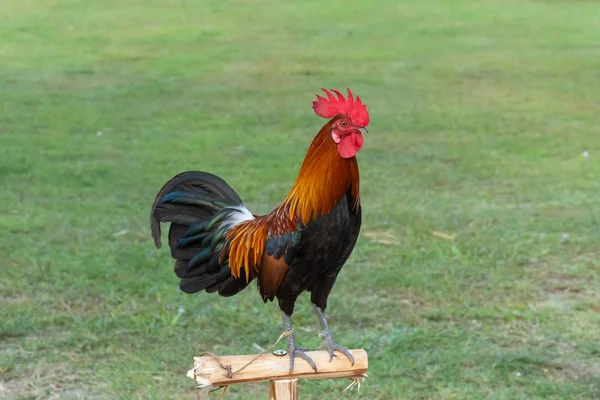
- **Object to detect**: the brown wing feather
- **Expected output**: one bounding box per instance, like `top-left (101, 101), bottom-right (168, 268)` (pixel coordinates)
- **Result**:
top-left (258, 253), bottom-right (289, 302)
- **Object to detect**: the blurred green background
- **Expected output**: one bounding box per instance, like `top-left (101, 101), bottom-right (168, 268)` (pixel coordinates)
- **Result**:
top-left (1, 0), bottom-right (599, 399)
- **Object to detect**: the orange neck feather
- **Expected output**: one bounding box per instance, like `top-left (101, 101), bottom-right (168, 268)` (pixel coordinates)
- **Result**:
top-left (283, 120), bottom-right (360, 225)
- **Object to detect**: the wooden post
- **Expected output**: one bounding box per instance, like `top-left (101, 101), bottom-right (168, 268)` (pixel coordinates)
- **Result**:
top-left (187, 349), bottom-right (367, 399)
top-left (270, 379), bottom-right (299, 400)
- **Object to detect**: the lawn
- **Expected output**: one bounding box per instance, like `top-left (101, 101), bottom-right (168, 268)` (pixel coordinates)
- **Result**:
top-left (1, 0), bottom-right (599, 398)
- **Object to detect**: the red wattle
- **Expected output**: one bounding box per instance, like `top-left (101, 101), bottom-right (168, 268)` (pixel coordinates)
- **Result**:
top-left (337, 131), bottom-right (364, 158)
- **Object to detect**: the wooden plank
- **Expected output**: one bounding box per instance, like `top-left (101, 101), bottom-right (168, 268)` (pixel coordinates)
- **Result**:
top-left (187, 349), bottom-right (367, 387)
top-left (270, 379), bottom-right (299, 400)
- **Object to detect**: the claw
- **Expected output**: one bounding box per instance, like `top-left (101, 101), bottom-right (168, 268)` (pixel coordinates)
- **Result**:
top-left (317, 331), bottom-right (355, 365)
top-left (288, 342), bottom-right (317, 373)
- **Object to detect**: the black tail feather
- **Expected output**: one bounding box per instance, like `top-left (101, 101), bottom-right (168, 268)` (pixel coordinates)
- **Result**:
top-left (151, 171), bottom-right (243, 248)
top-left (150, 171), bottom-right (252, 296)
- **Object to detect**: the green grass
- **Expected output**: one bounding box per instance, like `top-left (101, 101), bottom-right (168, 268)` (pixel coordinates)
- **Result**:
top-left (2, 0), bottom-right (600, 398)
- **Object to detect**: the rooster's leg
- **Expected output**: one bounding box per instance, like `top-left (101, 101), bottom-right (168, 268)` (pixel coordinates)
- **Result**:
top-left (312, 304), bottom-right (355, 365)
top-left (281, 311), bottom-right (317, 373)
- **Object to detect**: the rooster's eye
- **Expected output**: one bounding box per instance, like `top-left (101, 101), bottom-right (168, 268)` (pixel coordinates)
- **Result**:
top-left (339, 121), bottom-right (347, 127)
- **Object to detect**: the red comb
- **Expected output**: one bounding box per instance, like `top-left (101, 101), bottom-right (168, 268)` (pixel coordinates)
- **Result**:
top-left (312, 88), bottom-right (369, 127)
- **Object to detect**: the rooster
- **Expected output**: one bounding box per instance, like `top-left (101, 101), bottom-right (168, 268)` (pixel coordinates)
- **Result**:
top-left (150, 88), bottom-right (369, 372)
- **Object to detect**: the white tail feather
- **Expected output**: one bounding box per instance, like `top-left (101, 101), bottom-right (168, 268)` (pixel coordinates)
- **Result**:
top-left (222, 206), bottom-right (254, 230)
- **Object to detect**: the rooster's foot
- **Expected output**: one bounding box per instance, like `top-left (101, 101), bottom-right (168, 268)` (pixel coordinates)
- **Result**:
top-left (287, 337), bottom-right (317, 373)
top-left (317, 329), bottom-right (355, 365)
top-left (312, 304), bottom-right (354, 365)
top-left (281, 311), bottom-right (317, 373)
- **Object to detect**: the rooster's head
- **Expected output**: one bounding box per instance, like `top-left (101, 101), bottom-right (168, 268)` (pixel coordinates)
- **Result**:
top-left (312, 88), bottom-right (369, 158)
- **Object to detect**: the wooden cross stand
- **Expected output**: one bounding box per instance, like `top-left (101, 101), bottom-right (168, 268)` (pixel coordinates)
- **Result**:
top-left (187, 349), bottom-right (368, 399)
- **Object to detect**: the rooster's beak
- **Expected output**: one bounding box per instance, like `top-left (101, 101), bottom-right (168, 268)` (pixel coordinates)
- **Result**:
top-left (359, 127), bottom-right (368, 135)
